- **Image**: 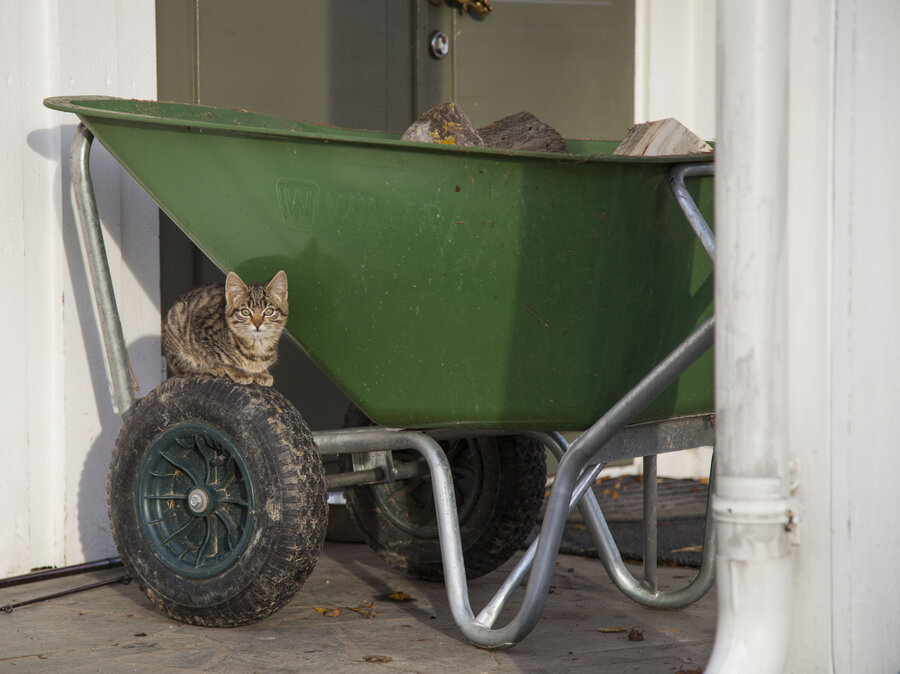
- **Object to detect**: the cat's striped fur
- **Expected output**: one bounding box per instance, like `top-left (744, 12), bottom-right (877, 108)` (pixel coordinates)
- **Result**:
top-left (162, 270), bottom-right (288, 386)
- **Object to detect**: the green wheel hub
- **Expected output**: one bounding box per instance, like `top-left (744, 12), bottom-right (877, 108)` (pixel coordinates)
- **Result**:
top-left (372, 438), bottom-right (483, 538)
top-left (136, 423), bottom-right (256, 579)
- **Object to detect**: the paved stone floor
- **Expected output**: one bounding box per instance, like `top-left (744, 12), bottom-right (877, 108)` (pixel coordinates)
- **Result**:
top-left (0, 541), bottom-right (715, 673)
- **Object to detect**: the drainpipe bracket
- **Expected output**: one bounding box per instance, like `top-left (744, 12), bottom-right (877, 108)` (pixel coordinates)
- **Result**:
top-left (712, 496), bottom-right (796, 525)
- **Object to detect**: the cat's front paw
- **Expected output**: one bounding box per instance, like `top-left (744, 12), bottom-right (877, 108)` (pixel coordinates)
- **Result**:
top-left (225, 371), bottom-right (256, 386)
top-left (254, 373), bottom-right (274, 387)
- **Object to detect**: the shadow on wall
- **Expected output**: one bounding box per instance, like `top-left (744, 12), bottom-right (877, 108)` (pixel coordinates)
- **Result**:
top-left (28, 123), bottom-right (162, 312)
top-left (75, 336), bottom-right (163, 561)
top-left (39, 121), bottom-right (163, 562)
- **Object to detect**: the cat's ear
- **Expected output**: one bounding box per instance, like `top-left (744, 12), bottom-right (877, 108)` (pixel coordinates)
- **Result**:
top-left (225, 271), bottom-right (248, 305)
top-left (267, 270), bottom-right (288, 304)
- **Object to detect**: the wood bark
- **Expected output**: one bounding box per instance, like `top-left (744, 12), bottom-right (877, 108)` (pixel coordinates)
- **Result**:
top-left (478, 111), bottom-right (568, 153)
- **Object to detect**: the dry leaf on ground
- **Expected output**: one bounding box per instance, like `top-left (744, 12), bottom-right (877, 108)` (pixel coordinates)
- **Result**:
top-left (670, 545), bottom-right (704, 554)
top-left (349, 601), bottom-right (376, 618)
top-left (313, 607), bottom-right (342, 617)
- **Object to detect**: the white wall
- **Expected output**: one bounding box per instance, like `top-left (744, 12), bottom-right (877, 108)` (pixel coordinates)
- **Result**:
top-left (783, 1), bottom-right (835, 669)
top-left (786, 0), bottom-right (900, 670)
top-left (1, 0), bottom-right (160, 577)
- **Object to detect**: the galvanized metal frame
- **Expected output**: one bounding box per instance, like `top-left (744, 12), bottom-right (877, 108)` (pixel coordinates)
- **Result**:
top-left (70, 125), bottom-right (136, 420)
top-left (69, 122), bottom-right (715, 648)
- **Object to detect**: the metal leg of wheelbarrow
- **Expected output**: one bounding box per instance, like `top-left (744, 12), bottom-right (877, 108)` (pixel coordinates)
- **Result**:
top-left (525, 440), bottom-right (715, 605)
top-left (69, 123), bottom-right (137, 421)
top-left (317, 316), bottom-right (713, 650)
top-left (469, 431), bottom-right (714, 628)
top-left (578, 453), bottom-right (717, 605)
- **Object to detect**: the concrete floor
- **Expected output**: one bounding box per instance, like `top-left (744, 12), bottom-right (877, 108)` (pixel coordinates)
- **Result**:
top-left (0, 541), bottom-right (715, 673)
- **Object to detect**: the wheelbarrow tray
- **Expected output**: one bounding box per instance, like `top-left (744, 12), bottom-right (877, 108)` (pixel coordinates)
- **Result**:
top-left (46, 96), bottom-right (714, 430)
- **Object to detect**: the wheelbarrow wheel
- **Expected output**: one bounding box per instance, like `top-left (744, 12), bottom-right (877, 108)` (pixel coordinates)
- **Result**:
top-left (108, 374), bottom-right (327, 627)
top-left (342, 407), bottom-right (545, 581)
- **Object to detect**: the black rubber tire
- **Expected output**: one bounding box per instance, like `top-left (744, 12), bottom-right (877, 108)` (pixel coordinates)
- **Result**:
top-left (108, 375), bottom-right (327, 626)
top-left (342, 407), bottom-right (546, 582)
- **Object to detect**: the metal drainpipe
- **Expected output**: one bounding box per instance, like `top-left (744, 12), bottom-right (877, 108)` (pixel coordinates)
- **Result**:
top-left (707, 1), bottom-right (795, 672)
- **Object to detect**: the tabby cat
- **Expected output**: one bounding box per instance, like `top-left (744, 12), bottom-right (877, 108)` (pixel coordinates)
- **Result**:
top-left (162, 270), bottom-right (288, 386)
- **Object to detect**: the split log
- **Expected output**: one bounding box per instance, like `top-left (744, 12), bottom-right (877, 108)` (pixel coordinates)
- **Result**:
top-left (613, 118), bottom-right (712, 157)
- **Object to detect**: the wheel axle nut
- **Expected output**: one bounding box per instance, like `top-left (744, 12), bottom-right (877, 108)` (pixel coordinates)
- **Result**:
top-left (188, 487), bottom-right (210, 514)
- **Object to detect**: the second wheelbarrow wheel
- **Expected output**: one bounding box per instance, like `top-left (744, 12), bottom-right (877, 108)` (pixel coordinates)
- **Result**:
top-left (108, 375), bottom-right (327, 626)
top-left (342, 408), bottom-right (546, 581)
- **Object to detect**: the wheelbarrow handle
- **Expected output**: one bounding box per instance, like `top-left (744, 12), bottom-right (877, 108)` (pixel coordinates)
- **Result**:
top-left (670, 162), bottom-right (716, 264)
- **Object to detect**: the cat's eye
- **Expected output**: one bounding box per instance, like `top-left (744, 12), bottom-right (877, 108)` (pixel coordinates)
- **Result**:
top-left (240, 308), bottom-right (251, 317)
top-left (264, 308), bottom-right (275, 316)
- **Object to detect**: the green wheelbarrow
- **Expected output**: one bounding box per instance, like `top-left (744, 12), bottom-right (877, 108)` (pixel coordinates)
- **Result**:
top-left (45, 95), bottom-right (715, 649)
